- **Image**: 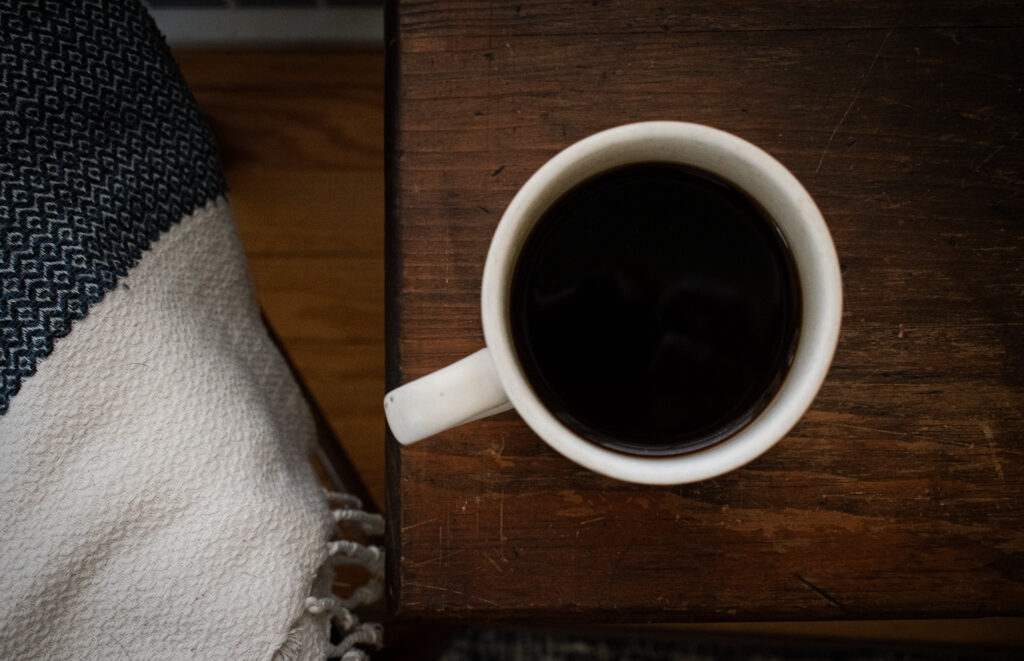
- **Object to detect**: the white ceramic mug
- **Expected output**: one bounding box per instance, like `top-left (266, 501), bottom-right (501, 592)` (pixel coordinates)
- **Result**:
top-left (384, 121), bottom-right (842, 485)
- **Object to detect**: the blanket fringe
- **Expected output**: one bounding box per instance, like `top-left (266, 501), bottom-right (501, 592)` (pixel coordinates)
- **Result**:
top-left (324, 491), bottom-right (364, 509)
top-left (277, 489), bottom-right (385, 660)
top-left (321, 490), bottom-right (385, 659)
top-left (332, 508), bottom-right (386, 536)
top-left (328, 623), bottom-right (384, 661)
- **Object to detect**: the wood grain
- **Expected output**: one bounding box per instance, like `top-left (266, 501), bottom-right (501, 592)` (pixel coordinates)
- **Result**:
top-left (388, 1), bottom-right (1024, 620)
top-left (178, 50), bottom-right (387, 507)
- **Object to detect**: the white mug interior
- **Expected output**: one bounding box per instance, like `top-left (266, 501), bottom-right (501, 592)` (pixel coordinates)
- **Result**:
top-left (480, 121), bottom-right (842, 484)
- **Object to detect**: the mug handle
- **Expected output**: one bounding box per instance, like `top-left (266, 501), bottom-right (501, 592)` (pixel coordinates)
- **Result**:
top-left (384, 348), bottom-right (514, 445)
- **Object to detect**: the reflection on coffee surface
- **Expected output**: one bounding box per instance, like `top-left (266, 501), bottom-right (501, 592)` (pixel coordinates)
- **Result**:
top-left (510, 163), bottom-right (801, 455)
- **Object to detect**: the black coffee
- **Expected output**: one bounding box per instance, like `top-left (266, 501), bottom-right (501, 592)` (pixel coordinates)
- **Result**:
top-left (510, 162), bottom-right (801, 456)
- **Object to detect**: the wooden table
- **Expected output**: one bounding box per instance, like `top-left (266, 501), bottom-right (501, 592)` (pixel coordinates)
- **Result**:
top-left (386, 0), bottom-right (1024, 621)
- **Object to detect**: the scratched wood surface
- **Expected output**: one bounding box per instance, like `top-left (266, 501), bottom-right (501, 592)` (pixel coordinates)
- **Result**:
top-left (386, 1), bottom-right (1024, 620)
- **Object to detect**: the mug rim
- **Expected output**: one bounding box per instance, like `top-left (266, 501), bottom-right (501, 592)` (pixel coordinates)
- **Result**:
top-left (481, 121), bottom-right (842, 484)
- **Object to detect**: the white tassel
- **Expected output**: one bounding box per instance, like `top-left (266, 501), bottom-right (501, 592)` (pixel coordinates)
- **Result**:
top-left (332, 508), bottom-right (385, 536)
top-left (304, 595), bottom-right (357, 631)
top-left (324, 490), bottom-right (364, 510)
top-left (327, 540), bottom-right (384, 576)
top-left (331, 580), bottom-right (383, 611)
top-left (327, 622), bottom-right (383, 659)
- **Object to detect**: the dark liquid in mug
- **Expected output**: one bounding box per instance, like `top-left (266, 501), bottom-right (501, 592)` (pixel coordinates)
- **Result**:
top-left (509, 163), bottom-right (801, 455)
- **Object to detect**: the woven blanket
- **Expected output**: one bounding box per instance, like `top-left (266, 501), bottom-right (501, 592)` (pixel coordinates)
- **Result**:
top-left (0, 2), bottom-right (381, 659)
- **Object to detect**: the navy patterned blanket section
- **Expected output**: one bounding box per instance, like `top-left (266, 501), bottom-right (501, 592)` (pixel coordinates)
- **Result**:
top-left (0, 1), bottom-right (226, 414)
